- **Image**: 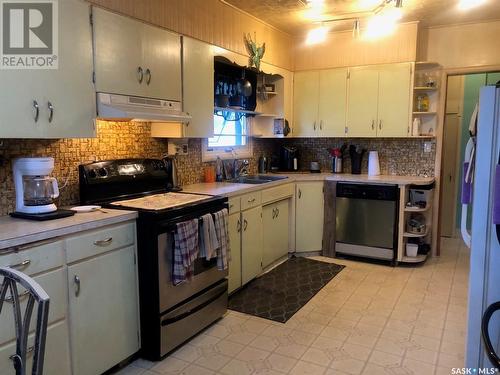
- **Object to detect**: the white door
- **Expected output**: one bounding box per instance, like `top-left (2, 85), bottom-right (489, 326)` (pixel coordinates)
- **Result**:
top-left (346, 67), bottom-right (379, 137)
top-left (0, 0), bottom-right (95, 138)
top-left (228, 212), bottom-right (242, 293)
top-left (93, 7), bottom-right (146, 98)
top-left (67, 246), bottom-right (140, 375)
top-left (296, 182), bottom-right (324, 252)
top-left (293, 71), bottom-right (319, 136)
top-left (142, 25), bottom-right (182, 101)
top-left (241, 206), bottom-right (263, 285)
top-left (262, 199), bottom-right (290, 268)
top-left (377, 63), bottom-right (412, 137)
top-left (319, 68), bottom-right (348, 137)
top-left (183, 37), bottom-right (214, 137)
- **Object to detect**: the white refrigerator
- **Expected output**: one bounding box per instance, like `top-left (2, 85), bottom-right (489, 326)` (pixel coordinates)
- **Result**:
top-left (465, 85), bottom-right (500, 368)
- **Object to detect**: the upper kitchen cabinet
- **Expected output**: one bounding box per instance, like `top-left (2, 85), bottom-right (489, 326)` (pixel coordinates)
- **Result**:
top-left (0, 0), bottom-right (96, 138)
top-left (293, 68), bottom-right (348, 137)
top-left (346, 63), bottom-right (412, 137)
top-left (92, 8), bottom-right (181, 101)
top-left (182, 37), bottom-right (214, 138)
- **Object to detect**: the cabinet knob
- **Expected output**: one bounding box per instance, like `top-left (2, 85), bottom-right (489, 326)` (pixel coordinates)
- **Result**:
top-left (379, 120), bottom-right (382, 130)
top-left (319, 120), bottom-right (323, 130)
top-left (74, 275), bottom-right (81, 297)
top-left (276, 208), bottom-right (280, 217)
top-left (298, 189), bottom-right (302, 199)
top-left (313, 121), bottom-right (316, 131)
top-left (48, 101), bottom-right (54, 123)
top-left (272, 208), bottom-right (276, 219)
top-left (33, 100), bottom-right (39, 123)
top-left (145, 68), bottom-right (152, 85)
top-left (371, 120), bottom-right (375, 130)
top-left (137, 67), bottom-right (144, 83)
top-left (243, 219), bottom-right (248, 231)
top-left (237, 219), bottom-right (241, 233)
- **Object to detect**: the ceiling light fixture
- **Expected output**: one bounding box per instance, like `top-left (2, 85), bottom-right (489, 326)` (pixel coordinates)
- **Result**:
top-left (458, 0), bottom-right (487, 11)
top-left (395, 0), bottom-right (403, 8)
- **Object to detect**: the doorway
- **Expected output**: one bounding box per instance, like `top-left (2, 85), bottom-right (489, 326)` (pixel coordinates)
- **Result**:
top-left (440, 72), bottom-right (500, 238)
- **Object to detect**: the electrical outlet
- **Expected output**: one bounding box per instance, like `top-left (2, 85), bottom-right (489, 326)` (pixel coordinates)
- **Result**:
top-left (167, 139), bottom-right (189, 155)
top-left (423, 142), bottom-right (432, 153)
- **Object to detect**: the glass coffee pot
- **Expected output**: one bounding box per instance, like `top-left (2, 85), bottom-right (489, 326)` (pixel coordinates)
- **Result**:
top-left (22, 175), bottom-right (59, 206)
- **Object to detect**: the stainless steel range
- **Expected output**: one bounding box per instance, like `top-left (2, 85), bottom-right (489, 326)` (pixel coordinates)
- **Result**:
top-left (79, 159), bottom-right (228, 360)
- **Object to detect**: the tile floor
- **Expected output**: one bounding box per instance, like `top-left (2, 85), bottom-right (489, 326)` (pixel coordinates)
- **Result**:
top-left (119, 237), bottom-right (469, 375)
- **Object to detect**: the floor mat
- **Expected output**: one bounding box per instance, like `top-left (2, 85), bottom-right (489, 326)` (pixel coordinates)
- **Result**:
top-left (228, 257), bottom-right (345, 323)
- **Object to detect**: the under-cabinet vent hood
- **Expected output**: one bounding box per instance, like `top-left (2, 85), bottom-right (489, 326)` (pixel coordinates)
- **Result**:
top-left (96, 93), bottom-right (192, 123)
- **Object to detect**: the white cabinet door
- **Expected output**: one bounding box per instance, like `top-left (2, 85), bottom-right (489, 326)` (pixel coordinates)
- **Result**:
top-left (262, 199), bottom-right (289, 268)
top-left (228, 212), bottom-right (242, 293)
top-left (346, 67), bottom-right (379, 137)
top-left (143, 25), bottom-right (181, 101)
top-left (182, 37), bottom-right (214, 137)
top-left (67, 246), bottom-right (140, 375)
top-left (295, 182), bottom-right (324, 252)
top-left (0, 320), bottom-right (71, 375)
top-left (319, 68), bottom-right (348, 137)
top-left (377, 63), bottom-right (412, 137)
top-left (292, 71), bottom-right (319, 136)
top-left (241, 206), bottom-right (263, 285)
top-left (0, 0), bottom-right (95, 138)
top-left (93, 7), bottom-right (146, 97)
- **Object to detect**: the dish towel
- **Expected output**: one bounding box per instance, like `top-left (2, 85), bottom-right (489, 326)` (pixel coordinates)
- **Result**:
top-left (199, 213), bottom-right (219, 260)
top-left (213, 208), bottom-right (230, 271)
top-left (173, 219), bottom-right (199, 285)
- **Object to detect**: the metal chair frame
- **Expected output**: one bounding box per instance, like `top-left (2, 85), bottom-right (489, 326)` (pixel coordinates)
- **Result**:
top-left (0, 267), bottom-right (50, 375)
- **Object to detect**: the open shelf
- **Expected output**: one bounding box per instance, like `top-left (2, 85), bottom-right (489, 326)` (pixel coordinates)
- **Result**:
top-left (415, 62), bottom-right (441, 70)
top-left (401, 254), bottom-right (428, 263)
top-left (256, 113), bottom-right (279, 117)
top-left (214, 106), bottom-right (261, 116)
top-left (403, 230), bottom-right (429, 238)
top-left (258, 91), bottom-right (278, 96)
top-left (414, 86), bottom-right (438, 91)
top-left (405, 205), bottom-right (431, 213)
top-left (413, 111), bottom-right (437, 116)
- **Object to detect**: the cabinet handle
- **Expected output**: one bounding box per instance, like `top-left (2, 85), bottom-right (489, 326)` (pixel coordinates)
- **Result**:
top-left (33, 100), bottom-right (39, 122)
top-left (379, 120), bottom-right (382, 130)
top-left (319, 120), bottom-right (323, 130)
top-left (10, 346), bottom-right (34, 361)
top-left (48, 101), bottom-right (54, 123)
top-left (94, 237), bottom-right (113, 247)
top-left (313, 121), bottom-right (316, 131)
top-left (74, 275), bottom-right (81, 297)
top-left (243, 219), bottom-right (248, 231)
top-left (298, 189), bottom-right (302, 199)
top-left (237, 219), bottom-right (241, 233)
top-left (276, 208), bottom-right (279, 217)
top-left (5, 290), bottom-right (30, 303)
top-left (137, 67), bottom-right (144, 83)
top-left (229, 204), bottom-right (234, 209)
top-left (272, 208), bottom-right (276, 219)
top-left (247, 198), bottom-right (256, 203)
top-left (7, 259), bottom-right (31, 269)
top-left (145, 68), bottom-right (152, 85)
top-left (371, 120), bottom-right (375, 130)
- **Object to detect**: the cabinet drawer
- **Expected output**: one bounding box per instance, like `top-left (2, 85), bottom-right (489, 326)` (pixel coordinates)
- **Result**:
top-left (66, 222), bottom-right (135, 263)
top-left (228, 197), bottom-right (241, 214)
top-left (240, 191), bottom-right (262, 211)
top-left (0, 240), bottom-right (64, 276)
top-left (0, 268), bottom-right (67, 345)
top-left (0, 320), bottom-right (71, 375)
top-left (262, 184), bottom-right (294, 205)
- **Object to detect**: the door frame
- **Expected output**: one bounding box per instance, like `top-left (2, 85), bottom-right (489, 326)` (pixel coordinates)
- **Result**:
top-left (434, 64), bottom-right (500, 254)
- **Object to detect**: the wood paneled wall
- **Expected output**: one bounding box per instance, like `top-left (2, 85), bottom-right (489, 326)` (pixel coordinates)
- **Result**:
top-left (293, 22), bottom-right (418, 71)
top-left (86, 0), bottom-right (294, 70)
top-left (418, 20), bottom-right (500, 69)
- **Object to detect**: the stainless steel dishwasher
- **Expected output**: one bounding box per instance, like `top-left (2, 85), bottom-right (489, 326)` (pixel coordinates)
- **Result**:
top-left (335, 183), bottom-right (399, 262)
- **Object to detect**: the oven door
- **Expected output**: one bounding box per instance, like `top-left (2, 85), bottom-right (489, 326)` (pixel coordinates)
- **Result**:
top-left (158, 232), bottom-right (228, 312)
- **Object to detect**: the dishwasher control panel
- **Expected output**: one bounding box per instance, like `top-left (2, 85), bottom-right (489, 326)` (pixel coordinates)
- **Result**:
top-left (336, 183), bottom-right (399, 201)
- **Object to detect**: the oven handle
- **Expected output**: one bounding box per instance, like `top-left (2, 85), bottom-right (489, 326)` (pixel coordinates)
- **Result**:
top-left (160, 289), bottom-right (227, 326)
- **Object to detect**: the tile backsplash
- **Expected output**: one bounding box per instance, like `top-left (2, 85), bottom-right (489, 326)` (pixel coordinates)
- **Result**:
top-left (0, 122), bottom-right (435, 216)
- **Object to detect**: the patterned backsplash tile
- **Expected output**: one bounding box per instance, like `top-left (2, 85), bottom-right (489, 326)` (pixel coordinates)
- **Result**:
top-left (0, 123), bottom-right (435, 216)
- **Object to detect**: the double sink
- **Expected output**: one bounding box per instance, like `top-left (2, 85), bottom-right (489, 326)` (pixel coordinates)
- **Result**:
top-left (229, 175), bottom-right (288, 185)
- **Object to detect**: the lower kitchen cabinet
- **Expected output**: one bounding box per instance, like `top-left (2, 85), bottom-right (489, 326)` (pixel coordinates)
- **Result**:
top-left (262, 199), bottom-right (290, 268)
top-left (241, 206), bottom-right (263, 285)
top-left (228, 212), bottom-right (242, 293)
top-left (67, 245), bottom-right (140, 375)
top-left (295, 182), bottom-right (324, 252)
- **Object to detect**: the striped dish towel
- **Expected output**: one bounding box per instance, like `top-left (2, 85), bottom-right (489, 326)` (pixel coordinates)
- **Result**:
top-left (213, 208), bottom-right (230, 270)
top-left (173, 219), bottom-right (199, 285)
top-left (199, 213), bottom-right (219, 260)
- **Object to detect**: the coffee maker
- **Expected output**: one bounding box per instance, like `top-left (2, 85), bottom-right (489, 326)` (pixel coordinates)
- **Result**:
top-left (11, 158), bottom-right (74, 220)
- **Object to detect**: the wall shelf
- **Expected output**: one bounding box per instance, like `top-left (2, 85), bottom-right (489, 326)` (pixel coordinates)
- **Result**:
top-left (403, 230), bottom-right (429, 238)
top-left (405, 205), bottom-right (431, 213)
top-left (414, 86), bottom-right (438, 91)
top-left (413, 111), bottom-right (437, 116)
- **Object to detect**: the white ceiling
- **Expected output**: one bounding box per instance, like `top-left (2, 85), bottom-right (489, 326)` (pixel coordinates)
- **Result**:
top-left (224, 0), bottom-right (500, 35)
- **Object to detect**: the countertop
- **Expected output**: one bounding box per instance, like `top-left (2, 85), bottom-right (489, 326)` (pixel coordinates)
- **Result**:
top-left (0, 208), bottom-right (138, 250)
top-left (182, 173), bottom-right (435, 198)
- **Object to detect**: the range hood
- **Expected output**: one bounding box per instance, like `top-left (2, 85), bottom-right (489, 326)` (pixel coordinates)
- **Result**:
top-left (96, 93), bottom-right (192, 123)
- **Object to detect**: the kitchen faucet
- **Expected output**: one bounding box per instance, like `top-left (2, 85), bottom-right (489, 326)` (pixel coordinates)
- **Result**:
top-left (233, 159), bottom-right (249, 178)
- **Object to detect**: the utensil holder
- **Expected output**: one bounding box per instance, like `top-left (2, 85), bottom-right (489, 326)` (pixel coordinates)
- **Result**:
top-left (350, 155), bottom-right (363, 174)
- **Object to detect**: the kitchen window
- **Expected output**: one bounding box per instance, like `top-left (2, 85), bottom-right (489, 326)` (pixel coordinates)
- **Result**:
top-left (202, 113), bottom-right (252, 161)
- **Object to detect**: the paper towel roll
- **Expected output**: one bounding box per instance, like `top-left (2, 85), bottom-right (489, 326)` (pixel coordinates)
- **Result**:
top-left (368, 151), bottom-right (380, 176)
